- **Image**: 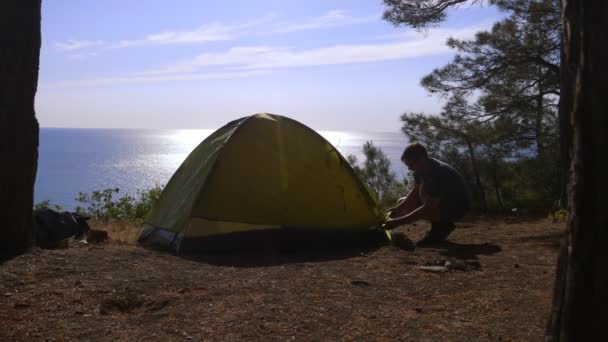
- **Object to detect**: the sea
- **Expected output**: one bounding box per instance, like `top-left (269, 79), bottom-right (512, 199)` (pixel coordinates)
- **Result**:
top-left (35, 128), bottom-right (409, 210)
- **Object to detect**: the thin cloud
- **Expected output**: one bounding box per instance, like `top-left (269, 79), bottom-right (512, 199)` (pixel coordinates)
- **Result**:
top-left (48, 21), bottom-right (492, 87)
top-left (55, 14), bottom-right (279, 52)
top-left (146, 23), bottom-right (487, 75)
top-left (52, 10), bottom-right (371, 52)
top-left (267, 10), bottom-right (377, 34)
top-left (108, 22), bottom-right (238, 49)
top-left (55, 39), bottom-right (105, 50)
top-left (42, 70), bottom-right (269, 88)
top-left (68, 52), bottom-right (99, 60)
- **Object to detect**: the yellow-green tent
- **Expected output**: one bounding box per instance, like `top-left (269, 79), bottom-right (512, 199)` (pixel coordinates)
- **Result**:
top-left (138, 113), bottom-right (385, 252)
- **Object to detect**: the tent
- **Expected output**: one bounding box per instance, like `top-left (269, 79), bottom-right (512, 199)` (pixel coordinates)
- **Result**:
top-left (138, 113), bottom-right (385, 252)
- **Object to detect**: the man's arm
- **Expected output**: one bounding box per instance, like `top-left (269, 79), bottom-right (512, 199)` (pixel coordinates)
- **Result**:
top-left (387, 184), bottom-right (420, 218)
top-left (382, 196), bottom-right (440, 230)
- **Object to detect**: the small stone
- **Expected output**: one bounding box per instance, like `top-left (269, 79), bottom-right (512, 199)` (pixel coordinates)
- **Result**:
top-left (350, 280), bottom-right (371, 287)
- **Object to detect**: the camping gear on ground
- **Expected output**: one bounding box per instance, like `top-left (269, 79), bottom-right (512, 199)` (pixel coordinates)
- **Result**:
top-left (138, 113), bottom-right (385, 252)
top-left (33, 208), bottom-right (91, 249)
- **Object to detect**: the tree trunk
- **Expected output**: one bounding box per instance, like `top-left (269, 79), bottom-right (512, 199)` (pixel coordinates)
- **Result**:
top-left (464, 137), bottom-right (487, 213)
top-left (0, 1), bottom-right (41, 258)
top-left (491, 165), bottom-right (504, 212)
top-left (535, 59), bottom-right (545, 159)
top-left (558, 22), bottom-right (572, 210)
top-left (546, 0), bottom-right (608, 340)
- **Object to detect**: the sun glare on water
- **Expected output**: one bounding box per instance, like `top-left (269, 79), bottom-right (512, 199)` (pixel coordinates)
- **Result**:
top-left (168, 129), bottom-right (214, 151)
top-left (317, 130), bottom-right (356, 149)
top-left (162, 129), bottom-right (214, 169)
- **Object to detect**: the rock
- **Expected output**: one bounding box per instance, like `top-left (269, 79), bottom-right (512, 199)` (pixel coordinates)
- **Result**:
top-left (87, 229), bottom-right (109, 244)
top-left (416, 265), bottom-right (449, 273)
top-left (350, 280), bottom-right (371, 287)
top-left (33, 208), bottom-right (91, 249)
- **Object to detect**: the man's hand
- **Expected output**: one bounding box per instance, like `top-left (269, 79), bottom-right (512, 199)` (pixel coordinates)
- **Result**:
top-left (381, 217), bottom-right (403, 231)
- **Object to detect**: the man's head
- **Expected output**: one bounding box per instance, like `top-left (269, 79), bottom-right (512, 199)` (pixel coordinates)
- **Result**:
top-left (401, 143), bottom-right (431, 173)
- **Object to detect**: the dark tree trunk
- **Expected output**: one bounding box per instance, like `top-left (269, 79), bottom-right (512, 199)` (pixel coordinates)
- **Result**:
top-left (464, 137), bottom-right (487, 213)
top-left (558, 22), bottom-right (572, 210)
top-left (546, 0), bottom-right (608, 340)
top-left (491, 166), bottom-right (504, 212)
top-left (0, 1), bottom-right (41, 258)
top-left (535, 61), bottom-right (545, 159)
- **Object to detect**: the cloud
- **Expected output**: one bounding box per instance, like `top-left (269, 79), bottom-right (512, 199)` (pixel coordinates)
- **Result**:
top-left (108, 22), bottom-right (239, 49)
top-left (48, 20), bottom-right (493, 87)
top-left (53, 10), bottom-right (371, 53)
top-left (55, 40), bottom-right (105, 50)
top-left (41, 70), bottom-right (269, 88)
top-left (55, 14), bottom-right (279, 52)
top-left (144, 23), bottom-right (486, 75)
top-left (68, 52), bottom-right (99, 60)
top-left (267, 10), bottom-right (377, 34)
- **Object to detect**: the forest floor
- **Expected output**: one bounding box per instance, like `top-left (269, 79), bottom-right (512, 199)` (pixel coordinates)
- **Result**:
top-left (1, 217), bottom-right (564, 341)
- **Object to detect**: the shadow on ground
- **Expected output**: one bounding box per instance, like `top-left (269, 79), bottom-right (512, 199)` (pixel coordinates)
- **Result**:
top-left (413, 241), bottom-right (502, 260)
top-left (383, 232), bottom-right (501, 261)
top-left (178, 229), bottom-right (389, 267)
top-left (517, 231), bottom-right (564, 249)
top-left (183, 245), bottom-right (385, 267)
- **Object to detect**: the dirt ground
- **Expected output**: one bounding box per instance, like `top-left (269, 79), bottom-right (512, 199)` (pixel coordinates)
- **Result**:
top-left (1, 217), bottom-right (564, 341)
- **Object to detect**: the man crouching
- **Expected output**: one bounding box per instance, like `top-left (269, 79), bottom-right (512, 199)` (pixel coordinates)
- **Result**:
top-left (382, 143), bottom-right (469, 245)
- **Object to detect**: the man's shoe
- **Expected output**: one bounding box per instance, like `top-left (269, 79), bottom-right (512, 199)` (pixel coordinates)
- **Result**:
top-left (416, 222), bottom-right (455, 246)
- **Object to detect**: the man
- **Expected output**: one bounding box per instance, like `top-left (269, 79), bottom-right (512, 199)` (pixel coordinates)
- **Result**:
top-left (382, 143), bottom-right (469, 245)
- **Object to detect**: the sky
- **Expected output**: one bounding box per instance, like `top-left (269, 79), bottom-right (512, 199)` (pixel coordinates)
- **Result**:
top-left (37, 0), bottom-right (503, 132)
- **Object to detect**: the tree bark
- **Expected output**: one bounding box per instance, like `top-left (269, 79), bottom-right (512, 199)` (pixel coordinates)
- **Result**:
top-left (557, 18), bottom-right (572, 210)
top-left (535, 56), bottom-right (546, 159)
top-left (464, 137), bottom-right (487, 213)
top-left (491, 165), bottom-right (504, 212)
top-left (0, 1), bottom-right (41, 258)
top-left (546, 0), bottom-right (608, 340)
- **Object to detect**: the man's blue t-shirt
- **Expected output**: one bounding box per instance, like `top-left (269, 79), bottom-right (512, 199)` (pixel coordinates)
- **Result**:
top-left (413, 158), bottom-right (469, 222)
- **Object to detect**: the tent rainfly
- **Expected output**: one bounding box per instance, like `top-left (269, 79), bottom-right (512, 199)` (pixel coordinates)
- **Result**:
top-left (138, 113), bottom-right (385, 252)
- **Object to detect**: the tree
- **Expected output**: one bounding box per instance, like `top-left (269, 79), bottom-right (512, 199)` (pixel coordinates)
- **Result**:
top-left (0, 1), bottom-right (42, 258)
top-left (384, 1), bottom-right (568, 208)
top-left (347, 141), bottom-right (409, 210)
top-left (420, 0), bottom-right (560, 160)
top-left (391, 0), bottom-right (561, 213)
top-left (381, 0), bottom-right (608, 338)
top-left (383, 0), bottom-right (482, 30)
top-left (545, 1), bottom-right (608, 339)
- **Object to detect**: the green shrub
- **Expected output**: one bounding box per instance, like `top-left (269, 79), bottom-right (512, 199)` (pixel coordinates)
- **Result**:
top-left (348, 141), bottom-right (410, 212)
top-left (548, 208), bottom-right (567, 223)
top-left (74, 185), bottom-right (163, 223)
top-left (34, 199), bottom-right (63, 212)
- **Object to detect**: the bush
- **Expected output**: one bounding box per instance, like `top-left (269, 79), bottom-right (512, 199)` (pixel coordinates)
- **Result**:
top-left (348, 141), bottom-right (410, 212)
top-left (33, 199), bottom-right (63, 212)
top-left (548, 208), bottom-right (567, 223)
top-left (74, 185), bottom-right (163, 223)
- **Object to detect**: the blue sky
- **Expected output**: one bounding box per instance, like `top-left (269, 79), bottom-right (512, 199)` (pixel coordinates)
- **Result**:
top-left (37, 0), bottom-right (503, 132)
